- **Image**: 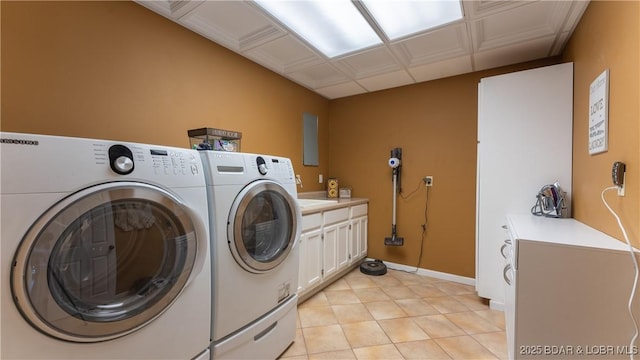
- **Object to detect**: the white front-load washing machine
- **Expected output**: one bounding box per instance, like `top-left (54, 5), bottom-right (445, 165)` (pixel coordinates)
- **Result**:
top-left (0, 132), bottom-right (211, 359)
top-left (200, 151), bottom-right (301, 359)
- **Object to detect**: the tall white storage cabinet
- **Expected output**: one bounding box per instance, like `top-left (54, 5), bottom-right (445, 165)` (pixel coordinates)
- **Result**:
top-left (476, 63), bottom-right (573, 307)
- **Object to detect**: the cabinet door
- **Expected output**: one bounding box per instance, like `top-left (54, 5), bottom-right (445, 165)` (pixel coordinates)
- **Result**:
top-left (322, 224), bottom-right (339, 279)
top-left (349, 222), bottom-right (358, 265)
top-left (300, 228), bottom-right (322, 291)
top-left (358, 216), bottom-right (368, 258)
top-left (349, 216), bottom-right (368, 263)
top-left (335, 221), bottom-right (350, 271)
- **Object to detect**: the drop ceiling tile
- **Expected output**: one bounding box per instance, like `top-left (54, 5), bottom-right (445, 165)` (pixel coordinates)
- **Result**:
top-left (244, 35), bottom-right (323, 74)
top-left (470, 1), bottom-right (571, 52)
top-left (136, 0), bottom-right (590, 99)
top-left (178, 1), bottom-right (285, 52)
top-left (463, 0), bottom-right (532, 19)
top-left (168, 0), bottom-right (204, 19)
top-left (315, 81), bottom-right (367, 100)
top-left (408, 55), bottom-right (473, 83)
top-left (357, 70), bottom-right (415, 92)
top-left (286, 63), bottom-right (349, 89)
top-left (136, 0), bottom-right (203, 19)
top-left (391, 23), bottom-right (470, 67)
top-left (136, 1), bottom-right (172, 18)
top-left (562, 1), bottom-right (590, 32)
top-left (551, 31), bottom-right (571, 56)
top-left (332, 47), bottom-right (400, 79)
top-left (473, 35), bottom-right (555, 71)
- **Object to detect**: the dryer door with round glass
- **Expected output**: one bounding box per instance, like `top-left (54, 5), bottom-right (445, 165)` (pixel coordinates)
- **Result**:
top-left (228, 180), bottom-right (299, 273)
top-left (11, 182), bottom-right (199, 342)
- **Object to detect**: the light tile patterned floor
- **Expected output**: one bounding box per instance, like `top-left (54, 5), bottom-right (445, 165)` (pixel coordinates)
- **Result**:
top-left (280, 267), bottom-right (507, 360)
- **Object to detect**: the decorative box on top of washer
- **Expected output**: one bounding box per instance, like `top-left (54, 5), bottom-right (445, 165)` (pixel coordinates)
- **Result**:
top-left (188, 127), bottom-right (241, 152)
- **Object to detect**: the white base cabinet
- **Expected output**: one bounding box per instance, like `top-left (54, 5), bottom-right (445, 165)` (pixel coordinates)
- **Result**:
top-left (350, 205), bottom-right (368, 262)
top-left (298, 203), bottom-right (368, 302)
top-left (323, 207), bottom-right (350, 279)
top-left (504, 214), bottom-right (639, 359)
top-left (297, 227), bottom-right (322, 293)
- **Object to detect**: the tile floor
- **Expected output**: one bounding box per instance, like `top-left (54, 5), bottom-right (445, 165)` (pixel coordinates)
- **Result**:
top-left (280, 267), bottom-right (507, 360)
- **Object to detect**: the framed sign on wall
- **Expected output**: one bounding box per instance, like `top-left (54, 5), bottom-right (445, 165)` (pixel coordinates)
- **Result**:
top-left (588, 69), bottom-right (609, 155)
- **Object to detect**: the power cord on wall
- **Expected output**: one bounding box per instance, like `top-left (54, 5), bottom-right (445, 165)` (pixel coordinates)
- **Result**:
top-left (399, 179), bottom-right (424, 200)
top-left (601, 186), bottom-right (639, 359)
top-left (400, 179), bottom-right (430, 272)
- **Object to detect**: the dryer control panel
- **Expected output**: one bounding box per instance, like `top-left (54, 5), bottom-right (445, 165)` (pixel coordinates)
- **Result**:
top-left (91, 142), bottom-right (202, 186)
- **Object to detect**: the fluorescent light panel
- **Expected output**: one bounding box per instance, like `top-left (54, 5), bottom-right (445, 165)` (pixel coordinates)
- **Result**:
top-left (362, 0), bottom-right (463, 40)
top-left (254, 0), bottom-right (382, 58)
top-left (254, 0), bottom-right (463, 58)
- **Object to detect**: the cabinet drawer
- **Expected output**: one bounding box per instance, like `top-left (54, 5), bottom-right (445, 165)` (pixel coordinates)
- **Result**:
top-left (301, 213), bottom-right (322, 232)
top-left (323, 208), bottom-right (349, 225)
top-left (350, 204), bottom-right (368, 218)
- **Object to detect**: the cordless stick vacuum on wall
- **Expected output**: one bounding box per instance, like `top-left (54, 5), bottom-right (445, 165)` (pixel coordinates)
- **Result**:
top-left (360, 148), bottom-right (405, 276)
top-left (385, 148), bottom-right (404, 246)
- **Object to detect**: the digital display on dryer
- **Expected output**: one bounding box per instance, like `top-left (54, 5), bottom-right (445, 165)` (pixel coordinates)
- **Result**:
top-left (150, 149), bottom-right (168, 156)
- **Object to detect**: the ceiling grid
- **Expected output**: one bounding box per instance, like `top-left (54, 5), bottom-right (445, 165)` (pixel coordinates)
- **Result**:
top-left (137, 0), bottom-right (590, 99)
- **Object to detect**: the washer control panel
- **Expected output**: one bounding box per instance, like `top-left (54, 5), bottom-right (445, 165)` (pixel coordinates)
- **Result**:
top-left (247, 155), bottom-right (294, 181)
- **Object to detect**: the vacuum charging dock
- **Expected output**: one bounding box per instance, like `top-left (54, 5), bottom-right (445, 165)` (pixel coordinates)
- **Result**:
top-left (385, 148), bottom-right (404, 247)
top-left (384, 234), bottom-right (404, 246)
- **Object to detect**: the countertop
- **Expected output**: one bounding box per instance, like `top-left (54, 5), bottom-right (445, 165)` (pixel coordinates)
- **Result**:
top-left (297, 192), bottom-right (368, 215)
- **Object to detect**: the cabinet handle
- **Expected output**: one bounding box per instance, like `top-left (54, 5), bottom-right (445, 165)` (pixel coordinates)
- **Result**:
top-left (500, 239), bottom-right (512, 259)
top-left (503, 264), bottom-right (512, 285)
top-left (501, 225), bottom-right (508, 230)
top-left (500, 244), bottom-right (508, 259)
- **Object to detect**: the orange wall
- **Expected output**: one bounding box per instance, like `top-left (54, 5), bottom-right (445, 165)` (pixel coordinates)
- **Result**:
top-left (0, 1), bottom-right (330, 191)
top-left (327, 1), bottom-right (639, 277)
top-left (2, 1), bottom-right (638, 278)
top-left (328, 59), bottom-right (558, 278)
top-left (562, 1), bottom-right (639, 246)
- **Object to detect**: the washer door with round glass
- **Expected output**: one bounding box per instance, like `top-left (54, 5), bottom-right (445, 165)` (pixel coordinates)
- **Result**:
top-left (228, 180), bottom-right (299, 273)
top-left (11, 182), bottom-right (199, 343)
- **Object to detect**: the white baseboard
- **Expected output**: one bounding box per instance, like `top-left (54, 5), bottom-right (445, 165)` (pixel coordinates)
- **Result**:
top-left (489, 299), bottom-right (505, 311)
top-left (365, 259), bottom-right (476, 286)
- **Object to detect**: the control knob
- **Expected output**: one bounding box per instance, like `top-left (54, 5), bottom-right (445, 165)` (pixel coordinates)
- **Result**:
top-left (109, 144), bottom-right (135, 175)
top-left (256, 156), bottom-right (268, 175)
top-left (114, 156), bottom-right (134, 173)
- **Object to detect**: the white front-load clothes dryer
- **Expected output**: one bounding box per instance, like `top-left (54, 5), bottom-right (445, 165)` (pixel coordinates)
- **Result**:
top-left (200, 151), bottom-right (301, 359)
top-left (0, 133), bottom-right (211, 360)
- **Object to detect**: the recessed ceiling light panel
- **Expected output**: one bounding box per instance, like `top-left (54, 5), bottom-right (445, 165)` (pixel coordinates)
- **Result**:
top-left (255, 0), bottom-right (383, 58)
top-left (362, 0), bottom-right (463, 40)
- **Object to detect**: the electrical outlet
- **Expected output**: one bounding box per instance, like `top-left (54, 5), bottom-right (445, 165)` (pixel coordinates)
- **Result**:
top-left (319, 174), bottom-right (323, 183)
top-left (617, 173), bottom-right (626, 196)
top-left (612, 161), bottom-right (626, 197)
top-left (424, 176), bottom-right (433, 187)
